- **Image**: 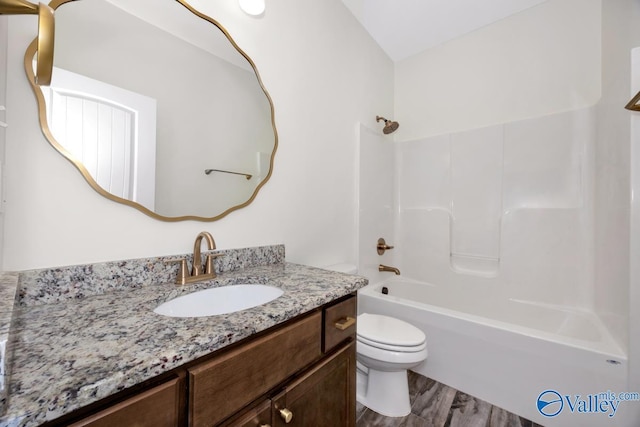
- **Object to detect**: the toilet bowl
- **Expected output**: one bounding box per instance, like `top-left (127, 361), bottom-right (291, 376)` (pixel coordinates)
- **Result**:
top-left (356, 313), bottom-right (428, 417)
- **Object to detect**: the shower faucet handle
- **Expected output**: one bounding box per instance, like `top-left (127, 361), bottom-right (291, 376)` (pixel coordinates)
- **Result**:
top-left (377, 238), bottom-right (395, 255)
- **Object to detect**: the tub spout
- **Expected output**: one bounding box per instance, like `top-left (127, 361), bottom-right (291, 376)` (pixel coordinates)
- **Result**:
top-left (379, 264), bottom-right (400, 275)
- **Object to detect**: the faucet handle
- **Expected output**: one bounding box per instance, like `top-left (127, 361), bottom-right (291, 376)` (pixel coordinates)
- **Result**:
top-left (377, 238), bottom-right (395, 255)
top-left (204, 253), bottom-right (224, 275)
top-left (165, 258), bottom-right (189, 285)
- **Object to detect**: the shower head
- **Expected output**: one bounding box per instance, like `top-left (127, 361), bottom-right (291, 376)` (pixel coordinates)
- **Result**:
top-left (376, 116), bottom-right (399, 134)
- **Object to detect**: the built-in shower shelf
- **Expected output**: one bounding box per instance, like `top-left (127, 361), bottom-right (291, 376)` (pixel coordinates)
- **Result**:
top-left (450, 253), bottom-right (499, 278)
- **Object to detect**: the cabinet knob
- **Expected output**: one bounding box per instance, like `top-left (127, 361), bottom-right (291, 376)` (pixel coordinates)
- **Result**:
top-left (279, 408), bottom-right (293, 423)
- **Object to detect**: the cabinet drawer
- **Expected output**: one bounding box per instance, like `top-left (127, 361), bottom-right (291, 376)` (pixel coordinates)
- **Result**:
top-left (323, 295), bottom-right (356, 353)
top-left (189, 311), bottom-right (322, 427)
top-left (219, 399), bottom-right (271, 427)
top-left (69, 378), bottom-right (180, 427)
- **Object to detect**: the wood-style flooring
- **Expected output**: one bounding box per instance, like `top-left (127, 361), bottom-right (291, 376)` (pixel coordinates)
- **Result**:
top-left (356, 371), bottom-right (545, 427)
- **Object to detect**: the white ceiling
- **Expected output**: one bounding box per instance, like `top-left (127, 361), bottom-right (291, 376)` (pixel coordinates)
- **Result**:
top-left (341, 0), bottom-right (550, 61)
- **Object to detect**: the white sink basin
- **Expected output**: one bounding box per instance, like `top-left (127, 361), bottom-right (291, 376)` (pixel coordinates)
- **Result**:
top-left (154, 284), bottom-right (284, 317)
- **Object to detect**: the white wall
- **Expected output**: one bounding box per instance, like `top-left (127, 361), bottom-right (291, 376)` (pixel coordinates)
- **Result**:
top-left (394, 0), bottom-right (601, 140)
top-left (3, 0), bottom-right (394, 270)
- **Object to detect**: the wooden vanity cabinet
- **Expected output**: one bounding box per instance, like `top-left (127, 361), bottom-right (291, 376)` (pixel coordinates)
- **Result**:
top-left (188, 311), bottom-right (323, 426)
top-left (190, 294), bottom-right (357, 427)
top-left (58, 294), bottom-right (357, 427)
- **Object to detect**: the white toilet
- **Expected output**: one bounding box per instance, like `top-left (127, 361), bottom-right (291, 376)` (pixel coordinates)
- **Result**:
top-left (323, 263), bottom-right (428, 417)
top-left (356, 313), bottom-right (428, 417)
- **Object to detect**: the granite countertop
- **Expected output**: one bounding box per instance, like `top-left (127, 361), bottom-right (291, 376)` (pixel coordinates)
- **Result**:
top-left (0, 258), bottom-right (367, 426)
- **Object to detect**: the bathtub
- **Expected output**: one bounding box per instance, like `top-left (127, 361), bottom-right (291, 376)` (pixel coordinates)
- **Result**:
top-left (357, 278), bottom-right (631, 427)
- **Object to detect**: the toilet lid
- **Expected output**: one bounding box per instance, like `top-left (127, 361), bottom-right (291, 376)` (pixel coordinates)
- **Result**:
top-left (357, 313), bottom-right (426, 348)
top-left (357, 335), bottom-right (427, 352)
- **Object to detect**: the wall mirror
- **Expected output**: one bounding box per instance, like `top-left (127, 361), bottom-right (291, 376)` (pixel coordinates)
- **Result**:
top-left (24, 0), bottom-right (277, 221)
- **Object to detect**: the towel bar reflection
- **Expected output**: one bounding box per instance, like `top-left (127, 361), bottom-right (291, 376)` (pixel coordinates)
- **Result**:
top-left (204, 169), bottom-right (252, 180)
top-left (625, 91), bottom-right (640, 111)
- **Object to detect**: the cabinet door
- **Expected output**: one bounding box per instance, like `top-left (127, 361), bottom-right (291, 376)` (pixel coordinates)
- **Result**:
top-left (272, 342), bottom-right (355, 427)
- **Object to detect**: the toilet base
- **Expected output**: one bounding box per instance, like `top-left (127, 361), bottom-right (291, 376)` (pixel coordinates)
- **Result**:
top-left (356, 367), bottom-right (411, 417)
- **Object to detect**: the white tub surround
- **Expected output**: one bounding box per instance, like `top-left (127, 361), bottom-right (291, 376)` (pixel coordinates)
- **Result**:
top-left (396, 107), bottom-right (593, 292)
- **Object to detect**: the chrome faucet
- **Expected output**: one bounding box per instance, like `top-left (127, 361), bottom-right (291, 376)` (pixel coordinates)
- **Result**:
top-left (379, 264), bottom-right (400, 275)
top-left (171, 231), bottom-right (223, 285)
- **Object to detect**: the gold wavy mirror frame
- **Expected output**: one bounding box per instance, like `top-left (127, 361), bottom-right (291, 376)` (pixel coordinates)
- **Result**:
top-left (0, 0), bottom-right (54, 85)
top-left (23, 0), bottom-right (278, 222)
